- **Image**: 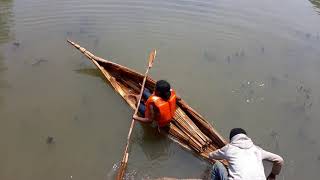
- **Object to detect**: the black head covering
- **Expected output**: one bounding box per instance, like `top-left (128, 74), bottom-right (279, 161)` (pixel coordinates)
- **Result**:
top-left (229, 128), bottom-right (247, 140)
top-left (155, 80), bottom-right (171, 100)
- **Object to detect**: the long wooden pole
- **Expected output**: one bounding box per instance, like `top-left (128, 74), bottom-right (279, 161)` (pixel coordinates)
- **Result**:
top-left (116, 49), bottom-right (156, 180)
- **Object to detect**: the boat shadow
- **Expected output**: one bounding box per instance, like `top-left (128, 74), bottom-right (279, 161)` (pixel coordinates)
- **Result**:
top-left (74, 68), bottom-right (106, 80)
top-left (137, 124), bottom-right (173, 161)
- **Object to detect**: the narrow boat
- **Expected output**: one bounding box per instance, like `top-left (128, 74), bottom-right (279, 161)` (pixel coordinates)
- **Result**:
top-left (67, 40), bottom-right (227, 162)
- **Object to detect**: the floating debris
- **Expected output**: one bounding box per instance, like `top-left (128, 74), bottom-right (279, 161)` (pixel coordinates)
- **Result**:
top-left (73, 115), bottom-right (79, 121)
top-left (32, 58), bottom-right (48, 66)
top-left (13, 41), bottom-right (20, 47)
top-left (46, 136), bottom-right (54, 144)
top-left (233, 80), bottom-right (266, 104)
top-left (227, 56), bottom-right (231, 64)
top-left (296, 82), bottom-right (313, 111)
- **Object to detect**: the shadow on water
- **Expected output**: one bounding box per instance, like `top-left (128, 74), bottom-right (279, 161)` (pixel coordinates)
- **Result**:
top-left (73, 68), bottom-right (105, 80)
top-left (310, 0), bottom-right (320, 14)
top-left (137, 125), bottom-right (172, 161)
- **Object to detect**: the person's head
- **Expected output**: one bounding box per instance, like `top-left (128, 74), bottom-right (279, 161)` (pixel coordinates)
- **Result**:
top-left (229, 128), bottom-right (247, 140)
top-left (155, 80), bottom-right (171, 101)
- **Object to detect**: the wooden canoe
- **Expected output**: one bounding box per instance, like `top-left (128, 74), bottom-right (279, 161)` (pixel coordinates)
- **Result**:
top-left (67, 40), bottom-right (227, 163)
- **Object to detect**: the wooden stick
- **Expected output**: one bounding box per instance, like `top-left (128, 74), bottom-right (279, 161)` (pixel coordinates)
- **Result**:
top-left (116, 49), bottom-right (157, 180)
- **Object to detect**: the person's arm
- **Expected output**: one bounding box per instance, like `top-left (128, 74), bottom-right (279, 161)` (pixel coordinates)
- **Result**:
top-left (133, 103), bottom-right (156, 123)
top-left (209, 145), bottom-right (228, 160)
top-left (133, 114), bottom-right (152, 123)
top-left (260, 148), bottom-right (284, 180)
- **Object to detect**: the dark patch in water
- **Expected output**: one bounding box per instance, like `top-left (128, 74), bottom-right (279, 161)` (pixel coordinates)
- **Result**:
top-left (283, 73), bottom-right (289, 79)
top-left (270, 130), bottom-right (278, 137)
top-left (305, 116), bottom-right (311, 121)
top-left (261, 46), bottom-right (265, 53)
top-left (13, 41), bottom-right (20, 47)
top-left (32, 58), bottom-right (48, 66)
top-left (226, 56), bottom-right (231, 64)
top-left (74, 68), bottom-right (104, 79)
top-left (73, 115), bottom-right (79, 121)
top-left (46, 136), bottom-right (54, 144)
top-left (317, 155), bottom-right (320, 161)
top-left (200, 166), bottom-right (211, 180)
top-left (310, 139), bottom-right (316, 145)
top-left (296, 83), bottom-right (313, 111)
top-left (305, 33), bottom-right (311, 39)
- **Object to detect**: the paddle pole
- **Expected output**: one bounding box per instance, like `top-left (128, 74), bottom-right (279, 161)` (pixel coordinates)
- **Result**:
top-left (116, 49), bottom-right (157, 180)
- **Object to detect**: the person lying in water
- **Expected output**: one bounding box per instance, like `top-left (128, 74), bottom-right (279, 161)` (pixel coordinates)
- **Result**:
top-left (209, 128), bottom-right (284, 180)
top-left (133, 80), bottom-right (177, 128)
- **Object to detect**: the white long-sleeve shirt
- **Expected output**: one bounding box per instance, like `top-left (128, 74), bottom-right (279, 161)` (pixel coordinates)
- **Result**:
top-left (209, 134), bottom-right (284, 180)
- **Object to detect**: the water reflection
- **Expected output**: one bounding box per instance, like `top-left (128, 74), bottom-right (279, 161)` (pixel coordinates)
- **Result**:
top-left (0, 0), bottom-right (13, 106)
top-left (137, 125), bottom-right (171, 161)
top-left (0, 0), bottom-right (14, 43)
top-left (310, 0), bottom-right (320, 14)
top-left (74, 68), bottom-right (105, 79)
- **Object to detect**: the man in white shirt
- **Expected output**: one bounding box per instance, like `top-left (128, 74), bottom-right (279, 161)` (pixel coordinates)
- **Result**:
top-left (209, 128), bottom-right (284, 180)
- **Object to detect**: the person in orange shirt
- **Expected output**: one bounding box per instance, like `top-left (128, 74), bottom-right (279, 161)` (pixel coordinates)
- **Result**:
top-left (133, 80), bottom-right (177, 128)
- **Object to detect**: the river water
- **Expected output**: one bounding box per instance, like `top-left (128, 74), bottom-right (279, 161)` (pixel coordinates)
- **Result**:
top-left (1, 0), bottom-right (320, 179)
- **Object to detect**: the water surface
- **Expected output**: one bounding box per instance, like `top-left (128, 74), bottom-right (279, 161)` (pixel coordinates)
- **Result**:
top-left (1, 0), bottom-right (320, 179)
